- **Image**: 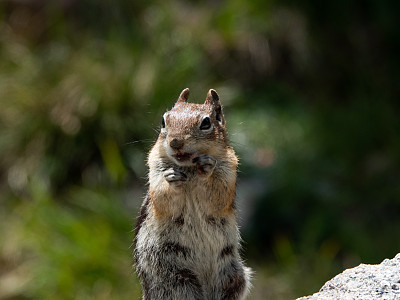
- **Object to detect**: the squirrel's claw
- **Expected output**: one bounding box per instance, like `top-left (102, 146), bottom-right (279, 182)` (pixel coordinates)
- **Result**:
top-left (193, 154), bottom-right (217, 175)
top-left (163, 168), bottom-right (187, 185)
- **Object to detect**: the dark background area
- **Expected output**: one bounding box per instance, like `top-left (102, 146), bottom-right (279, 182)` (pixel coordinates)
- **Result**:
top-left (0, 0), bottom-right (399, 299)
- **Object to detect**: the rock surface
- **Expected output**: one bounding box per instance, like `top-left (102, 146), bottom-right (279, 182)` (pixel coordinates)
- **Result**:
top-left (299, 253), bottom-right (400, 300)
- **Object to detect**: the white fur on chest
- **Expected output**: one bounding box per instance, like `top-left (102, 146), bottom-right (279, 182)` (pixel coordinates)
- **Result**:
top-left (136, 185), bottom-right (239, 283)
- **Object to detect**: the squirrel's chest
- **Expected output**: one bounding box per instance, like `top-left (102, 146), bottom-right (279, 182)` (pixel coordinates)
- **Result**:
top-left (170, 191), bottom-right (233, 248)
top-left (135, 190), bottom-right (241, 293)
top-left (142, 192), bottom-right (237, 263)
top-left (162, 199), bottom-right (236, 276)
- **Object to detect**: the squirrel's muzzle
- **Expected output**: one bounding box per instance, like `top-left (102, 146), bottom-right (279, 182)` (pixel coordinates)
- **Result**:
top-left (169, 138), bottom-right (184, 150)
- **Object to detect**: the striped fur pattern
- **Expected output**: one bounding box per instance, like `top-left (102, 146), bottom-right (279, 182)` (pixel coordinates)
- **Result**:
top-left (134, 88), bottom-right (251, 299)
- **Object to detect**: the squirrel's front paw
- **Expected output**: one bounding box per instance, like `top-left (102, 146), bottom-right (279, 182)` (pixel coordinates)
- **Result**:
top-left (164, 168), bottom-right (187, 186)
top-left (192, 154), bottom-right (216, 175)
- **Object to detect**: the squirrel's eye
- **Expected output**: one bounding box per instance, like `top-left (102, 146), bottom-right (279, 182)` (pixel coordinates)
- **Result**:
top-left (200, 117), bottom-right (211, 130)
top-left (161, 117), bottom-right (166, 128)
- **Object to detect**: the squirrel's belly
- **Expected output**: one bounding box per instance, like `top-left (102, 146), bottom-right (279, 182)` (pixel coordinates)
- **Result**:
top-left (136, 195), bottom-right (238, 271)
top-left (172, 194), bottom-right (238, 277)
top-left (134, 192), bottom-right (249, 299)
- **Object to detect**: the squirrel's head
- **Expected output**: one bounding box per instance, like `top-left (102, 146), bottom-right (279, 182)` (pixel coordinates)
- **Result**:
top-left (160, 88), bottom-right (229, 166)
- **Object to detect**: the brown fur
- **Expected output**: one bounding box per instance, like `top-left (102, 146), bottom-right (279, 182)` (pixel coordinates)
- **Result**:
top-left (134, 88), bottom-right (251, 300)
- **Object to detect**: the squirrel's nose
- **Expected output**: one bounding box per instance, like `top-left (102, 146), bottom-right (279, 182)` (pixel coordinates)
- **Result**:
top-left (170, 138), bottom-right (184, 150)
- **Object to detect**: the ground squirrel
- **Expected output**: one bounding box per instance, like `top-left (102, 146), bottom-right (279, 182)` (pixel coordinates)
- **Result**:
top-left (134, 88), bottom-right (251, 299)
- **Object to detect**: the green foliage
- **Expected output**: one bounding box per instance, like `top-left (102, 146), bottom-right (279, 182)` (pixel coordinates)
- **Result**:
top-left (0, 0), bottom-right (399, 299)
top-left (0, 178), bottom-right (141, 299)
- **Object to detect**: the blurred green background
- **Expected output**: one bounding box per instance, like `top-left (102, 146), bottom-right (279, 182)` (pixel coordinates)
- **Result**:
top-left (0, 0), bottom-right (399, 299)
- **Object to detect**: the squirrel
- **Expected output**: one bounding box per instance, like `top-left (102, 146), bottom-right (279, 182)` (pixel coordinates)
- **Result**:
top-left (134, 88), bottom-right (252, 300)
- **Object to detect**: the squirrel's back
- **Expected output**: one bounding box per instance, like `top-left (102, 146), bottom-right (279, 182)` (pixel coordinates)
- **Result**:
top-left (134, 88), bottom-right (251, 300)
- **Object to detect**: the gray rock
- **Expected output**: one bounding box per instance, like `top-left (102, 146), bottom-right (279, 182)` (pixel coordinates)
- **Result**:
top-left (298, 253), bottom-right (400, 300)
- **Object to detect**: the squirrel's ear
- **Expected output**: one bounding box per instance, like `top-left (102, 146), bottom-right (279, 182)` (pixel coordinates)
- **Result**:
top-left (176, 88), bottom-right (190, 104)
top-left (205, 89), bottom-right (224, 124)
top-left (205, 89), bottom-right (219, 106)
